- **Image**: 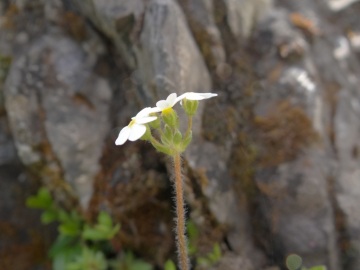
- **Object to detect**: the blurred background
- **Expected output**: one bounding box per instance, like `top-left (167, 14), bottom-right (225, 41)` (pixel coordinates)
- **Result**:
top-left (1, 0), bottom-right (360, 269)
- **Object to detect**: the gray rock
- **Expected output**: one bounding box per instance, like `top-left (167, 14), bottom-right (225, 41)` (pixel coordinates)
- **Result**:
top-left (3, 0), bottom-right (360, 269)
top-left (207, 252), bottom-right (255, 270)
top-left (251, 6), bottom-right (341, 269)
top-left (223, 0), bottom-right (272, 39)
top-left (333, 66), bottom-right (360, 270)
top-left (3, 1), bottom-right (112, 209)
top-left (255, 150), bottom-right (338, 268)
top-left (177, 0), bottom-right (226, 68)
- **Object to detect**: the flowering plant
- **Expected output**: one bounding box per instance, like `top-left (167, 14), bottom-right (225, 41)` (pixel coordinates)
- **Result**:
top-left (115, 92), bottom-right (217, 270)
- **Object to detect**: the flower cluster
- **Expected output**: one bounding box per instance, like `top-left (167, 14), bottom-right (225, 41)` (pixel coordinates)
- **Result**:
top-left (115, 92), bottom-right (217, 155)
top-left (115, 91), bottom-right (217, 270)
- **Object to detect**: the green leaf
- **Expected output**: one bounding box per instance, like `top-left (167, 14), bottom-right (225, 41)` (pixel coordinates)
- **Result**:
top-left (309, 266), bottom-right (327, 270)
top-left (49, 235), bottom-right (80, 258)
top-left (65, 247), bottom-right (108, 270)
top-left (82, 226), bottom-right (104, 241)
top-left (57, 210), bottom-right (83, 232)
top-left (53, 253), bottom-right (70, 270)
top-left (108, 223), bottom-right (120, 238)
top-left (188, 243), bottom-right (197, 255)
top-left (98, 211), bottom-right (112, 227)
top-left (50, 235), bottom-right (82, 270)
top-left (164, 259), bottom-right (176, 270)
top-left (112, 252), bottom-right (153, 270)
top-left (59, 220), bottom-right (81, 236)
top-left (129, 260), bottom-right (153, 270)
top-left (187, 221), bottom-right (198, 241)
top-left (124, 252), bottom-right (153, 270)
top-left (197, 257), bottom-right (211, 267)
top-left (26, 188), bottom-right (53, 209)
top-left (41, 209), bottom-right (58, 224)
top-left (208, 243), bottom-right (221, 263)
top-left (58, 209), bottom-right (71, 223)
top-left (187, 220), bottom-right (198, 255)
top-left (82, 223), bottom-right (120, 241)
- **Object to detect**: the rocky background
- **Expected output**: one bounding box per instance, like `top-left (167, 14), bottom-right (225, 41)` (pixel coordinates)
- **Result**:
top-left (1, 0), bottom-right (360, 269)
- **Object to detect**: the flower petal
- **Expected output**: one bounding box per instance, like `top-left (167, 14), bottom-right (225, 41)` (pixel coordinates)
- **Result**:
top-left (185, 92), bottom-right (218, 100)
top-left (135, 116), bottom-right (157, 124)
top-left (136, 107), bottom-right (160, 118)
top-left (115, 126), bottom-right (131, 145)
top-left (167, 93), bottom-right (178, 106)
top-left (136, 107), bottom-right (151, 118)
top-left (176, 92), bottom-right (218, 103)
top-left (148, 106), bottom-right (162, 113)
top-left (156, 100), bottom-right (169, 110)
top-left (175, 93), bottom-right (187, 103)
top-left (128, 124), bottom-right (146, 141)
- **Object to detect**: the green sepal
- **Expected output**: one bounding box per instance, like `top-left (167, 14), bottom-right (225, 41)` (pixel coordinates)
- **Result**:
top-left (161, 125), bottom-right (173, 145)
top-left (161, 108), bottom-right (179, 128)
top-left (153, 143), bottom-right (174, 156)
top-left (180, 131), bottom-right (192, 152)
top-left (173, 130), bottom-right (182, 145)
top-left (140, 126), bottom-right (151, 141)
top-left (148, 116), bottom-right (160, 129)
top-left (182, 99), bottom-right (199, 116)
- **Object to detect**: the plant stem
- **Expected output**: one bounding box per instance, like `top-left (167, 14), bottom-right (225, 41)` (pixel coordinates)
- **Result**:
top-left (173, 153), bottom-right (189, 270)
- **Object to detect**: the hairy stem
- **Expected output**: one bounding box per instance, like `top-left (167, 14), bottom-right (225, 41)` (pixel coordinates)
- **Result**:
top-left (173, 153), bottom-right (189, 270)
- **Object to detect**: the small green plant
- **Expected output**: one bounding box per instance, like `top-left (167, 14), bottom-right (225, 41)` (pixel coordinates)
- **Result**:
top-left (286, 254), bottom-right (327, 270)
top-left (110, 252), bottom-right (153, 270)
top-left (187, 220), bottom-right (199, 255)
top-left (27, 187), bottom-right (151, 270)
top-left (164, 259), bottom-right (177, 270)
top-left (187, 220), bottom-right (222, 268)
top-left (196, 243), bottom-right (221, 268)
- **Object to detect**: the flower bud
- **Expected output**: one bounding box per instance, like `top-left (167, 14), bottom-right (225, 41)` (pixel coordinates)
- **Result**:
top-left (182, 99), bottom-right (199, 116)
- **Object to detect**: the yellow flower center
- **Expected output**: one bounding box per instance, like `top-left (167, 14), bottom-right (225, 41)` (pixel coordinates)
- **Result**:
top-left (162, 107), bottom-right (174, 115)
top-left (129, 119), bottom-right (136, 127)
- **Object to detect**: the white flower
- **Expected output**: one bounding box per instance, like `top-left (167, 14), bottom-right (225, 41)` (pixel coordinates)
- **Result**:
top-left (115, 107), bottom-right (158, 145)
top-left (154, 92), bottom-right (218, 112)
